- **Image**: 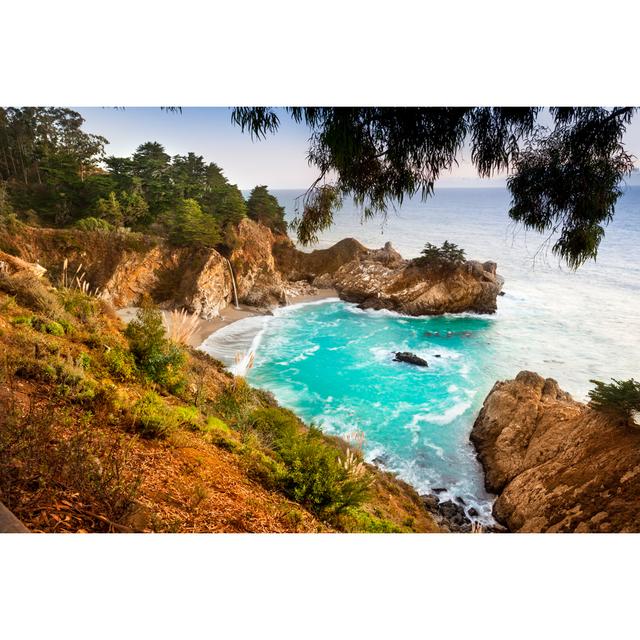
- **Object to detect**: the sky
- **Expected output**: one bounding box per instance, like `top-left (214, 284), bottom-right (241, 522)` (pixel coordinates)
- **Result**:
top-left (76, 107), bottom-right (640, 190)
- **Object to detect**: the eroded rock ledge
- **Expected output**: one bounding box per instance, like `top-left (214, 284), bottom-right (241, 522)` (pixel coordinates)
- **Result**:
top-left (471, 371), bottom-right (640, 532)
top-left (3, 221), bottom-right (503, 318)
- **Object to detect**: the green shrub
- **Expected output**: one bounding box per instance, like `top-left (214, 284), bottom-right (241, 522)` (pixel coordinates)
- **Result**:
top-left (55, 362), bottom-right (97, 405)
top-left (173, 405), bottom-right (202, 430)
top-left (59, 289), bottom-right (98, 321)
top-left (588, 378), bottom-right (640, 423)
top-left (277, 428), bottom-right (370, 517)
top-left (31, 318), bottom-right (65, 336)
top-left (11, 315), bottom-right (33, 327)
top-left (205, 416), bottom-right (231, 433)
top-left (76, 352), bottom-right (92, 370)
top-left (246, 407), bottom-right (370, 518)
top-left (413, 241), bottom-right (466, 269)
top-left (103, 345), bottom-right (138, 381)
top-left (249, 407), bottom-right (300, 447)
top-left (242, 447), bottom-right (286, 490)
top-left (74, 217), bottom-right (113, 232)
top-left (131, 391), bottom-right (177, 439)
top-left (125, 301), bottom-right (186, 392)
top-left (343, 509), bottom-right (403, 533)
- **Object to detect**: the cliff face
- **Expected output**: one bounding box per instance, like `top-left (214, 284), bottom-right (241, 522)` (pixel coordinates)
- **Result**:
top-left (2, 222), bottom-right (503, 317)
top-left (471, 371), bottom-right (640, 532)
top-left (229, 218), bottom-right (286, 307)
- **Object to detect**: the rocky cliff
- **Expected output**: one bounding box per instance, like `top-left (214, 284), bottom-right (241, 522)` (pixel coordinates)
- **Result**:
top-left (1, 221), bottom-right (503, 317)
top-left (275, 238), bottom-right (503, 315)
top-left (471, 371), bottom-right (640, 532)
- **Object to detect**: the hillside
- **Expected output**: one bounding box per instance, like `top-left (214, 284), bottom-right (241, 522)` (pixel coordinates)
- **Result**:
top-left (0, 246), bottom-right (441, 533)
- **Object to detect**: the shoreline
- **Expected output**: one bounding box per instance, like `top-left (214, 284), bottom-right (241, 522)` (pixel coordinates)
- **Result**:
top-left (115, 288), bottom-right (338, 348)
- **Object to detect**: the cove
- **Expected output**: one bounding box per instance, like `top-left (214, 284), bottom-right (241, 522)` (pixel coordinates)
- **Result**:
top-left (201, 299), bottom-right (499, 520)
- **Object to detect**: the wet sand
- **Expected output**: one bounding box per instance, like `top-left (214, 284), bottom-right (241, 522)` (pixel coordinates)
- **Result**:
top-left (115, 288), bottom-right (338, 348)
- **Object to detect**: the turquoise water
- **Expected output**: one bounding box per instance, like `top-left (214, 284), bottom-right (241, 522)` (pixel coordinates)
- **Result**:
top-left (202, 187), bottom-right (640, 516)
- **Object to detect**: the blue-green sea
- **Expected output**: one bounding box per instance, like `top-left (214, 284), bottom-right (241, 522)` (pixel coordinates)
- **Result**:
top-left (201, 187), bottom-right (640, 518)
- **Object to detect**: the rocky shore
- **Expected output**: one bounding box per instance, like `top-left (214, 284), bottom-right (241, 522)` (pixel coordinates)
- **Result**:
top-left (471, 371), bottom-right (640, 532)
top-left (2, 220), bottom-right (504, 323)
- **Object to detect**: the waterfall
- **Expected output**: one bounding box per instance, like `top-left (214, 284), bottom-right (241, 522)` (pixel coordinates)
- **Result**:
top-left (225, 258), bottom-right (240, 309)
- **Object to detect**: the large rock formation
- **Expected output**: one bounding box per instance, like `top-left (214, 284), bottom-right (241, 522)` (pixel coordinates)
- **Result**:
top-left (2, 222), bottom-right (503, 317)
top-left (276, 238), bottom-right (502, 315)
top-left (228, 218), bottom-right (286, 307)
top-left (334, 257), bottom-right (501, 316)
top-left (471, 371), bottom-right (640, 532)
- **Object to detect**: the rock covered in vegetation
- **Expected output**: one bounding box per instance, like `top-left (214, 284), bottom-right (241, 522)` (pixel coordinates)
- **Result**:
top-left (471, 371), bottom-right (640, 532)
top-left (394, 352), bottom-right (428, 367)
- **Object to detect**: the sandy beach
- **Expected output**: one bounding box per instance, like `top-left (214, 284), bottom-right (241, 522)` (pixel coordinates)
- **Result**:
top-left (115, 288), bottom-right (338, 349)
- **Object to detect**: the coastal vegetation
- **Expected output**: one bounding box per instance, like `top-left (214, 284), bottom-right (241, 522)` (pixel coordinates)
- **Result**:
top-left (588, 378), bottom-right (640, 425)
top-left (0, 264), bottom-right (438, 532)
top-left (413, 241), bottom-right (466, 270)
top-left (0, 108), bottom-right (287, 254)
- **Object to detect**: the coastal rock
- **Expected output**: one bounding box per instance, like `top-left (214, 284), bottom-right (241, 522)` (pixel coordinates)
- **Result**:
top-left (420, 494), bottom-right (473, 532)
top-left (471, 370), bottom-right (640, 532)
top-left (273, 236), bottom-right (369, 283)
top-left (393, 352), bottom-right (428, 367)
top-left (229, 218), bottom-right (287, 307)
top-left (178, 250), bottom-right (233, 318)
top-left (333, 254), bottom-right (502, 316)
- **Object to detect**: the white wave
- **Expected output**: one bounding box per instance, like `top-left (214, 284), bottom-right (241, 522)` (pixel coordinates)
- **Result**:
top-left (272, 297), bottom-right (340, 317)
top-left (199, 315), bottom-right (271, 371)
top-left (424, 440), bottom-right (446, 460)
top-left (418, 401), bottom-right (472, 425)
top-left (276, 343), bottom-right (321, 366)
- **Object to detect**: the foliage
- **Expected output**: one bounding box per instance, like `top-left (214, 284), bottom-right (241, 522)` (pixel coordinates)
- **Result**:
top-left (124, 300), bottom-right (186, 392)
top-left (413, 241), bottom-right (466, 269)
top-left (0, 107), bottom-right (108, 225)
top-left (74, 216), bottom-right (113, 232)
top-left (588, 378), bottom-right (640, 422)
top-left (165, 198), bottom-right (221, 248)
top-left (248, 408), bottom-right (370, 517)
top-left (246, 185), bottom-right (286, 233)
top-left (131, 391), bottom-right (177, 439)
top-left (232, 107), bottom-right (636, 267)
top-left (103, 345), bottom-right (138, 381)
top-left (96, 192), bottom-right (123, 227)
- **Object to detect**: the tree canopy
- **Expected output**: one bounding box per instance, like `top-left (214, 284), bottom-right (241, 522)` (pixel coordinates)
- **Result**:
top-left (231, 107), bottom-right (637, 268)
top-left (247, 185), bottom-right (287, 233)
top-left (0, 108), bottom-right (283, 253)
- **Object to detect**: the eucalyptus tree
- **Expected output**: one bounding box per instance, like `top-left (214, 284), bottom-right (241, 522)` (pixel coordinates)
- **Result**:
top-left (231, 107), bottom-right (636, 268)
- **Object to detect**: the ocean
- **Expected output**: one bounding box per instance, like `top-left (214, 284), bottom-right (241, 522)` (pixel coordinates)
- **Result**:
top-left (201, 187), bottom-right (640, 518)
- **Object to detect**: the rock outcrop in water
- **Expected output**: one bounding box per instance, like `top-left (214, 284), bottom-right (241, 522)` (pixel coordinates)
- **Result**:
top-left (333, 253), bottom-right (502, 315)
top-left (394, 352), bottom-right (428, 367)
top-left (471, 371), bottom-right (640, 532)
top-left (2, 222), bottom-right (503, 317)
top-left (276, 237), bottom-right (502, 315)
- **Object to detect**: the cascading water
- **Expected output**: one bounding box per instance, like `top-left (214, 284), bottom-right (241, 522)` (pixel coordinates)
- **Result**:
top-left (225, 258), bottom-right (240, 309)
